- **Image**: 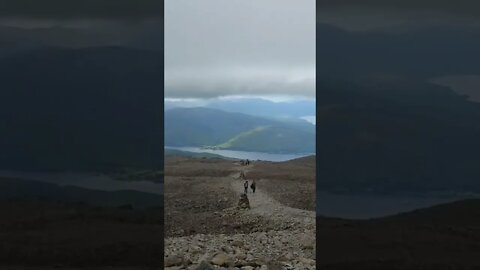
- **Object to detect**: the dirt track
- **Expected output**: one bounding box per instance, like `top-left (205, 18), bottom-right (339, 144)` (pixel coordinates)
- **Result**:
top-left (164, 155), bottom-right (316, 269)
top-left (230, 168), bottom-right (315, 228)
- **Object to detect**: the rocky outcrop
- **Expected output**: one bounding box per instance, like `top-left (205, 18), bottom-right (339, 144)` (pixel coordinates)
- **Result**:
top-left (237, 194), bottom-right (250, 209)
top-left (165, 229), bottom-right (316, 270)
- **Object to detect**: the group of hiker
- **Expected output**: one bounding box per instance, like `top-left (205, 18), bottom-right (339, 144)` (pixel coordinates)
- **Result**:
top-left (239, 159), bottom-right (255, 193)
top-left (239, 170), bottom-right (255, 194)
top-left (240, 159), bottom-right (251, 166)
top-left (244, 179), bottom-right (256, 194)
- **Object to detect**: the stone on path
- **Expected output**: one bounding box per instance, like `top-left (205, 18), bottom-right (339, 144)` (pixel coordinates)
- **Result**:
top-left (211, 253), bottom-right (233, 266)
top-left (165, 254), bottom-right (184, 267)
top-left (195, 260), bottom-right (215, 270)
top-left (237, 193), bottom-right (250, 209)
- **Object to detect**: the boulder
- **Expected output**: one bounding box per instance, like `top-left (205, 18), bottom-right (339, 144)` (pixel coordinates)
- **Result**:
top-left (211, 253), bottom-right (233, 266)
top-left (165, 254), bottom-right (184, 267)
top-left (196, 260), bottom-right (215, 270)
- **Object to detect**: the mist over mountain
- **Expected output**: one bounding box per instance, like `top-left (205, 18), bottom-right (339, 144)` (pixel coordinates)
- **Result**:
top-left (0, 46), bottom-right (163, 171)
top-left (207, 98), bottom-right (315, 119)
top-left (165, 107), bottom-right (315, 154)
top-left (165, 97), bottom-right (315, 122)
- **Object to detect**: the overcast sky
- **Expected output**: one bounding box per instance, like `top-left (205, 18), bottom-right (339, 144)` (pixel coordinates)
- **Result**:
top-left (317, 0), bottom-right (480, 31)
top-left (165, 0), bottom-right (315, 100)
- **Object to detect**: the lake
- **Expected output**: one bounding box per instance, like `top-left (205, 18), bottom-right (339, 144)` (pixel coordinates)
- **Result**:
top-left (0, 170), bottom-right (163, 195)
top-left (165, 146), bottom-right (314, 162)
top-left (317, 192), bottom-right (478, 219)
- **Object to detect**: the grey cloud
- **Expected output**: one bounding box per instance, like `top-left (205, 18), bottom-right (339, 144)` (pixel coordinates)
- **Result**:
top-left (165, 67), bottom-right (315, 99)
top-left (165, 0), bottom-right (315, 99)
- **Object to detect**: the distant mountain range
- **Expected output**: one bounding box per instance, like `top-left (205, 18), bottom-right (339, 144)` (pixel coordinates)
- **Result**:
top-left (165, 98), bottom-right (315, 120)
top-left (0, 177), bottom-right (163, 208)
top-left (316, 76), bottom-right (480, 194)
top-left (316, 22), bottom-right (480, 195)
top-left (165, 107), bottom-right (315, 154)
top-left (317, 23), bottom-right (480, 80)
top-left (0, 46), bottom-right (163, 171)
top-left (0, 23), bottom-right (163, 55)
top-left (164, 148), bottom-right (236, 160)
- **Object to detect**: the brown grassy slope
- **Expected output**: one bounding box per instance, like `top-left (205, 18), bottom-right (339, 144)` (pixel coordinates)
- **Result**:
top-left (164, 155), bottom-right (316, 237)
top-left (165, 156), bottom-right (237, 177)
top-left (164, 156), bottom-right (275, 237)
top-left (317, 199), bottom-right (480, 269)
top-left (247, 156), bottom-right (316, 211)
top-left (0, 201), bottom-right (163, 268)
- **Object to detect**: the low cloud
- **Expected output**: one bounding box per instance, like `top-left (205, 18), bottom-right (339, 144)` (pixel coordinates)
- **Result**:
top-left (165, 66), bottom-right (315, 99)
top-left (165, 0), bottom-right (315, 99)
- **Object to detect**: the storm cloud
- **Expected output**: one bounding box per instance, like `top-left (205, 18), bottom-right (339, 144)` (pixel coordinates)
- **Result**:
top-left (165, 0), bottom-right (315, 99)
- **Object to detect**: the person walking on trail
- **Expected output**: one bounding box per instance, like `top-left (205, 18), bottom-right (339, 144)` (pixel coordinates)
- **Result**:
top-left (244, 180), bottom-right (248, 194)
top-left (246, 159), bottom-right (250, 165)
top-left (250, 180), bottom-right (256, 193)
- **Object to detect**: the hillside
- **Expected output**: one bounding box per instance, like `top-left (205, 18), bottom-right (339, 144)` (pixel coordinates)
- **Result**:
top-left (0, 177), bottom-right (164, 208)
top-left (165, 148), bottom-right (234, 159)
top-left (318, 199), bottom-right (480, 269)
top-left (165, 155), bottom-right (315, 269)
top-left (0, 46), bottom-right (163, 172)
top-left (165, 107), bottom-right (315, 153)
top-left (316, 77), bottom-right (480, 195)
top-left (317, 23), bottom-right (480, 79)
top-left (0, 176), bottom-right (164, 268)
top-left (202, 98), bottom-right (315, 119)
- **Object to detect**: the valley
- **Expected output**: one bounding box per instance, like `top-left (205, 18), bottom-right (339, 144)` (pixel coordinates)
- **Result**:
top-left (165, 107), bottom-right (315, 154)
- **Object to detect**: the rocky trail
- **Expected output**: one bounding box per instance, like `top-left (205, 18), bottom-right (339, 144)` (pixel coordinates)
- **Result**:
top-left (165, 159), bottom-right (316, 270)
top-left (230, 165), bottom-right (315, 229)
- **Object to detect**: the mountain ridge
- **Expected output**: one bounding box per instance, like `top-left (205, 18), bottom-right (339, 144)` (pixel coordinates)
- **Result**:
top-left (0, 46), bottom-right (163, 171)
top-left (165, 107), bottom-right (315, 153)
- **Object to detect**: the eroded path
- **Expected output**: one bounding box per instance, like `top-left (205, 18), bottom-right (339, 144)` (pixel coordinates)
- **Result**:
top-left (230, 164), bottom-right (315, 229)
top-left (164, 157), bottom-right (316, 270)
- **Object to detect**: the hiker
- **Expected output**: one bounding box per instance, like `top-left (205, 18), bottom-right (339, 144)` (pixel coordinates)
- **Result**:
top-left (250, 180), bottom-right (256, 193)
top-left (246, 159), bottom-right (250, 165)
top-left (244, 180), bottom-right (248, 194)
